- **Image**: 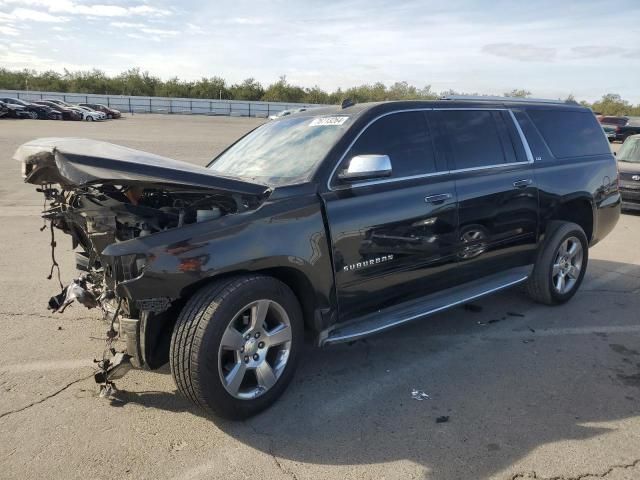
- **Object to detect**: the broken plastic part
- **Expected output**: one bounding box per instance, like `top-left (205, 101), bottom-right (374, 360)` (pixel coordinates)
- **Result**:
top-left (411, 389), bottom-right (431, 401)
top-left (48, 274), bottom-right (98, 312)
top-left (94, 351), bottom-right (132, 384)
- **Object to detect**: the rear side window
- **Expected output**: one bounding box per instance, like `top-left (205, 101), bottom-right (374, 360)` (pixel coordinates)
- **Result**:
top-left (527, 109), bottom-right (611, 158)
top-left (438, 110), bottom-right (509, 169)
top-left (346, 111), bottom-right (437, 178)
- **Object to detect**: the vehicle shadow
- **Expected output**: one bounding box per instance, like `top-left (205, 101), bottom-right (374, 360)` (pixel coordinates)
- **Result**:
top-left (111, 258), bottom-right (640, 479)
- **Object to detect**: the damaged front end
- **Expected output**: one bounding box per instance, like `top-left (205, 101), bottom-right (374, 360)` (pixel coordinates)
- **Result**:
top-left (15, 138), bottom-right (270, 388)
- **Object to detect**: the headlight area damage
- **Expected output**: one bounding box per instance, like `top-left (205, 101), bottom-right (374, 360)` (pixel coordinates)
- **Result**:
top-left (15, 138), bottom-right (270, 391)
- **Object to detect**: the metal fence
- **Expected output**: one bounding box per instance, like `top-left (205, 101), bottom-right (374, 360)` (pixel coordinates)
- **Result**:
top-left (0, 89), bottom-right (326, 118)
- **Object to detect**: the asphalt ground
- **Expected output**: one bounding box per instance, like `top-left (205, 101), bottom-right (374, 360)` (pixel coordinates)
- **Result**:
top-left (0, 114), bottom-right (638, 480)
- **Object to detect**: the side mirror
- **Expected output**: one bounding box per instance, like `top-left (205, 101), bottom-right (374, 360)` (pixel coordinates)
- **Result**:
top-left (338, 154), bottom-right (392, 181)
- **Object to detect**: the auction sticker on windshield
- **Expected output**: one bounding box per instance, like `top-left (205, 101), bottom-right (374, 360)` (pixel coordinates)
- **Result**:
top-left (309, 116), bottom-right (349, 126)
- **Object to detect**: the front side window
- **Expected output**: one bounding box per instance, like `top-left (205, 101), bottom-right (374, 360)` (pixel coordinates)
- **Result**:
top-left (343, 111), bottom-right (437, 179)
top-left (438, 110), bottom-right (509, 170)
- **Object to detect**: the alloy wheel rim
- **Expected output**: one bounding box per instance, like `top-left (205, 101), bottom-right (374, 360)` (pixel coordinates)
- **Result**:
top-left (551, 236), bottom-right (583, 294)
top-left (217, 299), bottom-right (292, 400)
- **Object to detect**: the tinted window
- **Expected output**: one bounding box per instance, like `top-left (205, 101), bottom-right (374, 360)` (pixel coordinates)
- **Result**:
top-left (346, 111), bottom-right (436, 178)
top-left (601, 117), bottom-right (627, 126)
top-left (527, 109), bottom-right (611, 158)
top-left (439, 110), bottom-right (507, 169)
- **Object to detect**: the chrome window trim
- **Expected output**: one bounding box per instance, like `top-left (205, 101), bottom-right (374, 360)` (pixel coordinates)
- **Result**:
top-left (327, 107), bottom-right (535, 191)
top-left (508, 110), bottom-right (535, 163)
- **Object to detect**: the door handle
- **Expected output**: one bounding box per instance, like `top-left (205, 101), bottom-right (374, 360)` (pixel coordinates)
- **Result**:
top-left (424, 193), bottom-right (452, 204)
top-left (513, 179), bottom-right (532, 189)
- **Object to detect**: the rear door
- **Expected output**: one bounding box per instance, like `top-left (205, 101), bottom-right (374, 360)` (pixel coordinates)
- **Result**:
top-left (322, 110), bottom-right (459, 321)
top-left (432, 108), bottom-right (539, 283)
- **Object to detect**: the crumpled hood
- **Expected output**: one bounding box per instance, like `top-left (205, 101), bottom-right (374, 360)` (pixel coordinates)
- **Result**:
top-left (14, 137), bottom-right (269, 196)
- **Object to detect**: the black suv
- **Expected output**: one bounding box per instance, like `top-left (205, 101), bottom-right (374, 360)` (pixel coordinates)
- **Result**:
top-left (16, 97), bottom-right (620, 419)
top-left (600, 116), bottom-right (640, 142)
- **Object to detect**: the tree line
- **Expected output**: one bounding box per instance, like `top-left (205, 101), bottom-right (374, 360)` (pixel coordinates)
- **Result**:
top-left (0, 67), bottom-right (638, 116)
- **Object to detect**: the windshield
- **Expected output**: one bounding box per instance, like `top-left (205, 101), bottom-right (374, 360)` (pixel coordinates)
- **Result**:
top-left (208, 115), bottom-right (352, 184)
top-left (618, 138), bottom-right (640, 162)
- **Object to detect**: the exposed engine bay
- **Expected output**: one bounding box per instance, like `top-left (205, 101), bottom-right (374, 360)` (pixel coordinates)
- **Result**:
top-left (41, 182), bottom-right (244, 313)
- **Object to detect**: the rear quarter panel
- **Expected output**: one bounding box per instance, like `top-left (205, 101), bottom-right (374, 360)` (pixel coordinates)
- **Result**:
top-left (513, 108), bottom-right (621, 245)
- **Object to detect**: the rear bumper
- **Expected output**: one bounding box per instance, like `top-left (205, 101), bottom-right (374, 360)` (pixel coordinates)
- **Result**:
top-left (620, 187), bottom-right (640, 212)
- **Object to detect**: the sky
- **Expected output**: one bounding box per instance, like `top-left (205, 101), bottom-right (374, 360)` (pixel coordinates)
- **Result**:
top-left (0, 0), bottom-right (639, 103)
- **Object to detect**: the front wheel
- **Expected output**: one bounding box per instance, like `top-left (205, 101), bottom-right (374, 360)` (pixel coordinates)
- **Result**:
top-left (86, 116), bottom-right (94, 122)
top-left (527, 221), bottom-right (588, 305)
top-left (170, 275), bottom-right (303, 419)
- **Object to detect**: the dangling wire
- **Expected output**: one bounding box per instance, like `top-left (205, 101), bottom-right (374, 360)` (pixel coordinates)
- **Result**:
top-left (46, 219), bottom-right (64, 290)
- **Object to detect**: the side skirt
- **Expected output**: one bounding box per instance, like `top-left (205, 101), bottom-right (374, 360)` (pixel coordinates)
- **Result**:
top-left (320, 265), bottom-right (532, 346)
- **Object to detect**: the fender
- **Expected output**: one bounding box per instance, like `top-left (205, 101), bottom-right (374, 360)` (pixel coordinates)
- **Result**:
top-left (102, 185), bottom-right (336, 324)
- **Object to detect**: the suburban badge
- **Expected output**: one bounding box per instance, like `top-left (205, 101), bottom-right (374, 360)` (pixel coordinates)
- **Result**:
top-left (343, 254), bottom-right (394, 272)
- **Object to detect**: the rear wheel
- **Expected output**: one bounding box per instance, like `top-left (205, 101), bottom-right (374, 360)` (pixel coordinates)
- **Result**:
top-left (170, 275), bottom-right (303, 419)
top-left (526, 222), bottom-right (588, 305)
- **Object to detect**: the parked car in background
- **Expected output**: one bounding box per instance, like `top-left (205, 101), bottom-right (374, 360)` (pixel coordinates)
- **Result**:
top-left (602, 124), bottom-right (617, 142)
top-left (616, 134), bottom-right (640, 212)
top-left (34, 101), bottom-right (82, 121)
top-left (45, 99), bottom-right (93, 120)
top-left (78, 103), bottom-right (121, 119)
top-left (46, 99), bottom-right (76, 109)
top-left (599, 116), bottom-right (640, 142)
top-left (75, 105), bottom-right (106, 121)
top-left (0, 100), bottom-right (33, 119)
top-left (0, 97), bottom-right (62, 120)
top-left (268, 107), bottom-right (307, 120)
top-left (0, 101), bottom-right (8, 118)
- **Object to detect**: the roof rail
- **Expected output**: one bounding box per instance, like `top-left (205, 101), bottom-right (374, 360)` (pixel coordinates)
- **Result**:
top-left (441, 95), bottom-right (572, 105)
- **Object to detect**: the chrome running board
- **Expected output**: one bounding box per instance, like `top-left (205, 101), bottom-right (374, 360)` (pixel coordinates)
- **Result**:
top-left (321, 266), bottom-right (531, 346)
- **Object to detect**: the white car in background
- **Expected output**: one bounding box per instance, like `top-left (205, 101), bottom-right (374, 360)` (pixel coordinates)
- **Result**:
top-left (74, 105), bottom-right (106, 121)
top-left (268, 107), bottom-right (307, 120)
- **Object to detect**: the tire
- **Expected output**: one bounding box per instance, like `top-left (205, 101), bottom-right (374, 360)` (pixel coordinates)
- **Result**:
top-left (86, 116), bottom-right (94, 122)
top-left (526, 221), bottom-right (588, 305)
top-left (170, 275), bottom-right (303, 419)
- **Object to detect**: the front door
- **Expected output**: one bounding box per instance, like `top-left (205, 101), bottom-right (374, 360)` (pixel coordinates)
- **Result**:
top-left (322, 110), bottom-right (458, 321)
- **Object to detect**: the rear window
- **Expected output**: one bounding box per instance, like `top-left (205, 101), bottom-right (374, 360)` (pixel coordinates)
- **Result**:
top-left (601, 117), bottom-right (627, 126)
top-left (527, 109), bottom-right (611, 158)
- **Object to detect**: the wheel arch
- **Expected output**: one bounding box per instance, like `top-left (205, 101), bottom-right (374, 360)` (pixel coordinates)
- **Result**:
top-left (141, 266), bottom-right (323, 369)
top-left (546, 195), bottom-right (595, 243)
